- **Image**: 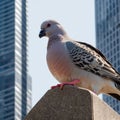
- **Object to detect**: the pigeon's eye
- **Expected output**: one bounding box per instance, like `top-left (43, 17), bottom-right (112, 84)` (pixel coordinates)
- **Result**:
top-left (47, 23), bottom-right (51, 28)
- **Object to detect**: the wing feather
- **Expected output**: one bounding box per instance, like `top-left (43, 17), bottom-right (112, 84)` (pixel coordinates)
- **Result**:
top-left (66, 41), bottom-right (120, 82)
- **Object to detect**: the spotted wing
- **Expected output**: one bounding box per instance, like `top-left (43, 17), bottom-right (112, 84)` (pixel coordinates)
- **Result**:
top-left (66, 41), bottom-right (120, 82)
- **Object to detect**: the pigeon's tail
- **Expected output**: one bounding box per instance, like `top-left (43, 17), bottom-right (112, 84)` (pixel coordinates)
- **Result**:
top-left (108, 81), bottom-right (120, 101)
top-left (114, 81), bottom-right (120, 91)
top-left (108, 93), bottom-right (120, 101)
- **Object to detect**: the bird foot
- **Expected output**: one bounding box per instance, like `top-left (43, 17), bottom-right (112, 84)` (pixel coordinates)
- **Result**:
top-left (51, 79), bottom-right (80, 90)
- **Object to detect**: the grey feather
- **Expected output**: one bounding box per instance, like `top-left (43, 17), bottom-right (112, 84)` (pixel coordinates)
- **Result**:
top-left (66, 41), bottom-right (120, 83)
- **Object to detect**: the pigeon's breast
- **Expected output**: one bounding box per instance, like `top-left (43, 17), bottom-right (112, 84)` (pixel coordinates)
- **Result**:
top-left (47, 41), bottom-right (72, 82)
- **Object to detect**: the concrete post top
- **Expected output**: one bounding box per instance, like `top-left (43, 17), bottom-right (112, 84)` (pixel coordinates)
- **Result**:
top-left (25, 86), bottom-right (120, 120)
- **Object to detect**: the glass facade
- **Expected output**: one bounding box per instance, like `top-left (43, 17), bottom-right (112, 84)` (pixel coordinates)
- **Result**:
top-left (0, 0), bottom-right (32, 120)
top-left (95, 0), bottom-right (120, 114)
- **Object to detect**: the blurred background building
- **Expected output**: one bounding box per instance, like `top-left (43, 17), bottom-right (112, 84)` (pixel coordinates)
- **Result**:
top-left (0, 0), bottom-right (32, 119)
top-left (95, 0), bottom-right (120, 114)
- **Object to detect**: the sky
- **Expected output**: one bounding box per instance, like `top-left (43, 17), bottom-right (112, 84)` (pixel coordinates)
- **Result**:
top-left (28, 0), bottom-right (95, 106)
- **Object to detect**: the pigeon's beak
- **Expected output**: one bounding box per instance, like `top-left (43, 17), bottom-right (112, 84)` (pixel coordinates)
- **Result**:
top-left (39, 29), bottom-right (46, 38)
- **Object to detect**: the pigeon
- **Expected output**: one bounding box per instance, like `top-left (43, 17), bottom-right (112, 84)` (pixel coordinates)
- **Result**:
top-left (39, 20), bottom-right (120, 100)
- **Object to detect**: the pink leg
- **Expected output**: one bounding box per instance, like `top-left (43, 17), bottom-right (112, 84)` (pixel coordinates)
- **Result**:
top-left (51, 79), bottom-right (80, 90)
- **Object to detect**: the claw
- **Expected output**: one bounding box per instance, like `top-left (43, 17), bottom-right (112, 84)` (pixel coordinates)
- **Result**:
top-left (51, 79), bottom-right (80, 90)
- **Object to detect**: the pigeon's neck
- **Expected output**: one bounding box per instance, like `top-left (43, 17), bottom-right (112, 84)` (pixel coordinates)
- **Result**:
top-left (47, 35), bottom-right (64, 49)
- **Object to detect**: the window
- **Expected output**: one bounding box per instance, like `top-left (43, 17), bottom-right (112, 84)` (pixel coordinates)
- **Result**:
top-left (118, 67), bottom-right (120, 72)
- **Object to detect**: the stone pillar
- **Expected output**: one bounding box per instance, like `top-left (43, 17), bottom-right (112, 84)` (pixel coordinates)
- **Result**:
top-left (25, 86), bottom-right (120, 120)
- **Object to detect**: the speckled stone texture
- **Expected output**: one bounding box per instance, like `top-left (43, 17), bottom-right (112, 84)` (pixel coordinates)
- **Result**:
top-left (25, 86), bottom-right (120, 120)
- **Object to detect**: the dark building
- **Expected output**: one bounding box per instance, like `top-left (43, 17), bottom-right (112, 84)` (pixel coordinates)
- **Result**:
top-left (0, 0), bottom-right (32, 119)
top-left (95, 0), bottom-right (120, 114)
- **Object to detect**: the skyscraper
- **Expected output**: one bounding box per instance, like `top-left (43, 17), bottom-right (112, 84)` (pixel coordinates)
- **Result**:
top-left (0, 0), bottom-right (32, 119)
top-left (95, 0), bottom-right (120, 114)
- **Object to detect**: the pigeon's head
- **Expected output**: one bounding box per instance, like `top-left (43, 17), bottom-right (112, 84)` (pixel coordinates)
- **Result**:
top-left (39, 20), bottom-right (67, 38)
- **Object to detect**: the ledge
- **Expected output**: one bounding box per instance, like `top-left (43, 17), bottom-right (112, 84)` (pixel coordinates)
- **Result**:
top-left (25, 86), bottom-right (120, 120)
